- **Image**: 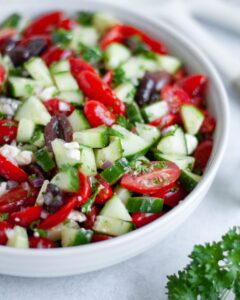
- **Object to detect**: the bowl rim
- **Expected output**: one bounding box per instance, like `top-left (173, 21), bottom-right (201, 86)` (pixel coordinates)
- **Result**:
top-left (0, 0), bottom-right (229, 257)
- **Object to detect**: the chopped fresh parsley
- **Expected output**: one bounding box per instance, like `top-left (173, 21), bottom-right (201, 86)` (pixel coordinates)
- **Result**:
top-left (0, 213), bottom-right (9, 221)
top-left (80, 44), bottom-right (103, 65)
top-left (52, 29), bottom-right (73, 48)
top-left (113, 67), bottom-right (126, 87)
top-left (76, 11), bottom-right (94, 26)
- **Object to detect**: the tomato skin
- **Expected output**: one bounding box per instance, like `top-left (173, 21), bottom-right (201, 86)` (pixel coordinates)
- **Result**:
top-left (194, 140), bottom-right (213, 170)
top-left (0, 64), bottom-right (6, 91)
top-left (69, 57), bottom-right (96, 77)
top-left (132, 212), bottom-right (164, 228)
top-left (58, 18), bottom-right (78, 30)
top-left (120, 161), bottom-right (181, 194)
top-left (177, 74), bottom-right (207, 97)
top-left (95, 175), bottom-right (113, 204)
top-left (92, 234), bottom-right (112, 242)
top-left (0, 154), bottom-right (28, 182)
top-left (148, 113), bottom-right (176, 129)
top-left (0, 28), bottom-right (16, 46)
top-left (83, 205), bottom-right (100, 230)
top-left (102, 70), bottom-right (113, 86)
top-left (84, 100), bottom-right (116, 127)
top-left (23, 11), bottom-right (64, 37)
top-left (77, 71), bottom-right (126, 115)
top-left (42, 46), bottom-right (73, 66)
top-left (0, 120), bottom-right (18, 145)
top-left (9, 206), bottom-right (42, 227)
top-left (70, 172), bottom-right (92, 207)
top-left (38, 198), bottom-right (77, 229)
top-left (152, 182), bottom-right (186, 207)
top-left (29, 237), bottom-right (56, 249)
top-left (44, 98), bottom-right (75, 116)
top-left (200, 111), bottom-right (216, 134)
top-left (173, 68), bottom-right (186, 81)
top-left (0, 221), bottom-right (13, 245)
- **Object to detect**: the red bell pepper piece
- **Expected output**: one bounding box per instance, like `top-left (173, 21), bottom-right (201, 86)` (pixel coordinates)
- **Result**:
top-left (69, 57), bottom-right (96, 78)
top-left (0, 221), bottom-right (13, 245)
top-left (44, 98), bottom-right (75, 116)
top-left (23, 11), bottom-right (64, 37)
top-left (100, 24), bottom-right (167, 55)
top-left (29, 236), bottom-right (56, 248)
top-left (58, 18), bottom-right (78, 31)
top-left (102, 70), bottom-right (113, 86)
top-left (38, 198), bottom-right (77, 229)
top-left (9, 206), bottom-right (42, 227)
top-left (92, 234), bottom-right (112, 242)
top-left (77, 71), bottom-right (126, 115)
top-left (194, 140), bottom-right (213, 170)
top-left (0, 65), bottom-right (6, 92)
top-left (148, 113), bottom-right (176, 129)
top-left (177, 74), bottom-right (208, 97)
top-left (132, 212), bottom-right (165, 228)
top-left (0, 120), bottom-right (18, 145)
top-left (42, 46), bottom-right (73, 66)
top-left (95, 175), bottom-right (113, 204)
top-left (0, 185), bottom-right (37, 214)
top-left (83, 205), bottom-right (100, 230)
top-left (70, 171), bottom-right (92, 207)
top-left (84, 100), bottom-right (116, 127)
top-left (0, 154), bottom-right (28, 182)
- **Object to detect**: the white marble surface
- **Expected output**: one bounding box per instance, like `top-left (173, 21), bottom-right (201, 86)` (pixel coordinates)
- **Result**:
top-left (0, 1), bottom-right (240, 299)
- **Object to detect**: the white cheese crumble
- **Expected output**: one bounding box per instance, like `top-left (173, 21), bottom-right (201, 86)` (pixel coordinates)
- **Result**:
top-left (0, 97), bottom-right (21, 116)
top-left (0, 145), bottom-right (33, 166)
top-left (68, 210), bottom-right (87, 223)
top-left (64, 142), bottom-right (81, 161)
top-left (0, 182), bottom-right (7, 196)
top-left (59, 101), bottom-right (71, 112)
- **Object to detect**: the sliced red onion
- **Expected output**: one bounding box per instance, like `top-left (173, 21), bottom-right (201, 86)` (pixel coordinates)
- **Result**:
top-left (29, 176), bottom-right (44, 188)
top-left (101, 160), bottom-right (112, 169)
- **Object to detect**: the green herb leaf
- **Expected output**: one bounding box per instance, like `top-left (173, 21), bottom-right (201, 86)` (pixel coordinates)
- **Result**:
top-left (76, 11), bottom-right (94, 26)
top-left (81, 186), bottom-right (102, 214)
top-left (0, 213), bottom-right (9, 221)
top-left (113, 67), bottom-right (126, 86)
top-left (52, 29), bottom-right (72, 48)
top-left (80, 44), bottom-right (103, 65)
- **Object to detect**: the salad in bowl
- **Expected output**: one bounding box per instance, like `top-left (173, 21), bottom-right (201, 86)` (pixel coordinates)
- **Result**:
top-left (0, 10), bottom-right (216, 249)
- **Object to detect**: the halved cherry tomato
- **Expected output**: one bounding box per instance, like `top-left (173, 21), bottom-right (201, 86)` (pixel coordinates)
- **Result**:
top-left (0, 154), bottom-right (28, 182)
top-left (102, 70), bottom-right (113, 86)
top-left (0, 221), bottom-right (13, 245)
top-left (190, 96), bottom-right (203, 107)
top-left (121, 161), bottom-right (180, 194)
top-left (152, 182), bottom-right (186, 207)
top-left (0, 65), bottom-right (6, 91)
top-left (44, 98), bottom-right (75, 116)
top-left (58, 18), bottom-right (78, 30)
top-left (70, 171), bottom-right (92, 207)
top-left (29, 236), bottom-right (56, 248)
top-left (0, 120), bottom-right (18, 145)
top-left (69, 57), bottom-right (96, 77)
top-left (0, 185), bottom-right (37, 214)
top-left (161, 85), bottom-right (191, 114)
top-left (23, 11), bottom-right (64, 37)
top-left (194, 140), bottom-right (213, 170)
top-left (9, 206), bottom-right (42, 227)
top-left (100, 24), bottom-right (167, 54)
top-left (83, 205), bottom-right (100, 230)
top-left (173, 68), bottom-right (186, 81)
top-left (92, 234), bottom-right (112, 242)
top-left (132, 212), bottom-right (164, 228)
top-left (148, 113), bottom-right (176, 129)
top-left (177, 74), bottom-right (208, 97)
top-left (95, 175), bottom-right (113, 204)
top-left (38, 198), bottom-right (77, 229)
top-left (84, 100), bottom-right (116, 127)
top-left (77, 71), bottom-right (126, 115)
top-left (42, 46), bottom-right (73, 66)
top-left (200, 111), bottom-right (216, 134)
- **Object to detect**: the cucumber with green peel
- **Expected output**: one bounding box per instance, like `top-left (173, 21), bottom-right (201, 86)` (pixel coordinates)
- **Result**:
top-left (93, 12), bottom-right (118, 33)
top-left (73, 125), bottom-right (109, 148)
top-left (16, 118), bottom-right (35, 142)
top-left (68, 109), bottom-right (90, 132)
top-left (14, 96), bottom-right (51, 125)
top-left (95, 138), bottom-right (123, 168)
top-left (181, 105), bottom-right (205, 135)
top-left (35, 147), bottom-right (56, 172)
top-left (8, 77), bottom-right (38, 99)
top-left (135, 123), bottom-right (161, 147)
top-left (79, 145), bottom-right (97, 176)
top-left (93, 215), bottom-right (133, 236)
top-left (35, 180), bottom-right (49, 205)
top-left (185, 133), bottom-right (198, 155)
top-left (1, 13), bottom-right (21, 28)
top-left (180, 169), bottom-right (201, 192)
top-left (101, 158), bottom-right (130, 185)
top-left (61, 227), bottom-right (93, 247)
top-left (126, 197), bottom-right (164, 213)
top-left (114, 82), bottom-right (136, 103)
top-left (31, 129), bottom-right (45, 148)
top-left (51, 167), bottom-right (79, 193)
top-left (6, 226), bottom-right (29, 249)
top-left (141, 100), bottom-right (169, 122)
top-left (50, 60), bottom-right (70, 74)
top-left (24, 57), bottom-right (53, 87)
top-left (104, 43), bottom-right (131, 69)
top-left (57, 90), bottom-right (84, 106)
top-left (126, 102), bottom-right (144, 124)
top-left (157, 55), bottom-right (182, 74)
top-left (53, 72), bottom-right (79, 92)
top-left (38, 86), bottom-right (58, 101)
top-left (114, 185), bottom-right (132, 205)
top-left (153, 152), bottom-right (195, 170)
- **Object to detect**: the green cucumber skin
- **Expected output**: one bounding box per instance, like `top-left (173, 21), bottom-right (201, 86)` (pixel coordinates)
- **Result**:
top-left (180, 170), bottom-right (201, 192)
top-left (35, 148), bottom-right (56, 172)
top-left (126, 197), bottom-right (164, 213)
top-left (101, 158), bottom-right (130, 185)
top-left (126, 102), bottom-right (144, 124)
top-left (72, 229), bottom-right (93, 246)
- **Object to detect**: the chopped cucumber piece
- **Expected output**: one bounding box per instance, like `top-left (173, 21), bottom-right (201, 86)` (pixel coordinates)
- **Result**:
top-left (35, 147), bottom-right (56, 172)
top-left (8, 77), bottom-right (38, 99)
top-left (57, 90), bottom-right (84, 106)
top-left (24, 57), bottom-right (53, 87)
top-left (73, 125), bottom-right (109, 148)
top-left (15, 96), bottom-right (51, 125)
top-left (35, 180), bottom-right (49, 205)
top-left (114, 186), bottom-right (132, 205)
top-left (1, 13), bottom-right (21, 28)
top-left (180, 169), bottom-right (201, 192)
top-left (7, 226), bottom-right (29, 248)
top-left (50, 60), bottom-right (70, 74)
top-left (38, 86), bottom-right (58, 101)
top-left (114, 82), bottom-right (136, 103)
top-left (181, 105), bottom-right (204, 135)
top-left (79, 145), bottom-right (97, 176)
top-left (31, 129), bottom-right (45, 148)
top-left (135, 123), bottom-right (161, 147)
top-left (104, 43), bottom-right (131, 69)
top-left (93, 12), bottom-right (118, 33)
top-left (126, 102), bottom-right (144, 124)
top-left (100, 194), bottom-right (132, 222)
top-left (158, 55), bottom-right (182, 74)
top-left (93, 215), bottom-right (133, 236)
top-left (16, 118), bottom-right (35, 142)
top-left (185, 134), bottom-right (198, 155)
top-left (51, 167), bottom-right (79, 193)
top-left (68, 109), bottom-right (90, 132)
top-left (126, 197), bottom-right (164, 213)
top-left (153, 152), bottom-right (195, 170)
top-left (141, 101), bottom-right (169, 122)
top-left (101, 158), bottom-right (130, 185)
top-left (53, 72), bottom-right (79, 92)
top-left (61, 227), bottom-right (92, 247)
top-left (71, 26), bottom-right (99, 49)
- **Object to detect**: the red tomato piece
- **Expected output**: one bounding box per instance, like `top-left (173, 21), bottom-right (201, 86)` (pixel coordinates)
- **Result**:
top-left (102, 70), bottom-right (113, 86)
top-left (83, 205), bottom-right (100, 230)
top-left (58, 18), bottom-right (78, 30)
top-left (161, 85), bottom-right (191, 114)
top-left (92, 234), bottom-right (112, 242)
top-left (132, 212), bottom-right (165, 228)
top-left (190, 96), bottom-right (203, 107)
top-left (121, 161), bottom-right (180, 194)
top-left (0, 154), bottom-right (28, 182)
top-left (9, 206), bottom-right (42, 227)
top-left (70, 171), bottom-right (92, 207)
top-left (100, 25), bottom-right (124, 49)
top-left (69, 57), bottom-right (96, 78)
top-left (177, 74), bottom-right (208, 97)
top-left (148, 113), bottom-right (176, 129)
top-left (0, 65), bottom-right (6, 91)
top-left (0, 120), bottom-right (18, 145)
top-left (29, 237), bottom-right (56, 249)
top-left (95, 175), bottom-right (113, 204)
top-left (77, 71), bottom-right (126, 115)
top-left (173, 68), bottom-right (186, 81)
top-left (0, 28), bottom-right (16, 45)
top-left (0, 185), bottom-right (37, 214)
top-left (200, 111), bottom-right (216, 134)
top-left (84, 100), bottom-right (116, 127)
top-left (194, 140), bottom-right (213, 170)
top-left (23, 11), bottom-right (64, 37)
top-left (38, 198), bottom-right (77, 229)
top-left (42, 46), bottom-right (73, 66)
top-left (0, 221), bottom-right (13, 245)
top-left (44, 98), bottom-right (75, 116)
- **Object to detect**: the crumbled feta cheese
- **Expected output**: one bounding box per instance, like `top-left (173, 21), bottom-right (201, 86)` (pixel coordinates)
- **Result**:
top-left (64, 142), bottom-right (81, 161)
top-left (0, 97), bottom-right (21, 116)
top-left (68, 211), bottom-right (87, 223)
top-left (64, 142), bottom-right (80, 150)
top-left (59, 101), bottom-right (71, 112)
top-left (0, 182), bottom-right (7, 196)
top-left (15, 150), bottom-right (34, 166)
top-left (0, 145), bottom-right (33, 166)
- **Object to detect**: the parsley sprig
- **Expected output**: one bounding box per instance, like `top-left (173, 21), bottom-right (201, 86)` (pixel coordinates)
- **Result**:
top-left (166, 227), bottom-right (240, 300)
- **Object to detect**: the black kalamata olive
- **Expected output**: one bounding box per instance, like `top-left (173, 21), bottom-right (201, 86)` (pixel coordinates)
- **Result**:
top-left (44, 115), bottom-right (73, 151)
top-left (43, 183), bottom-right (64, 213)
top-left (8, 46), bottom-right (31, 66)
top-left (0, 38), bottom-right (17, 55)
top-left (124, 36), bottom-right (149, 54)
top-left (24, 38), bottom-right (48, 57)
top-left (136, 71), bottom-right (172, 106)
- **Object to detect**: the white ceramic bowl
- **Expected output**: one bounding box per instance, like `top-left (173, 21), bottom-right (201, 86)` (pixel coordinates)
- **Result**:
top-left (0, 0), bottom-right (229, 277)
